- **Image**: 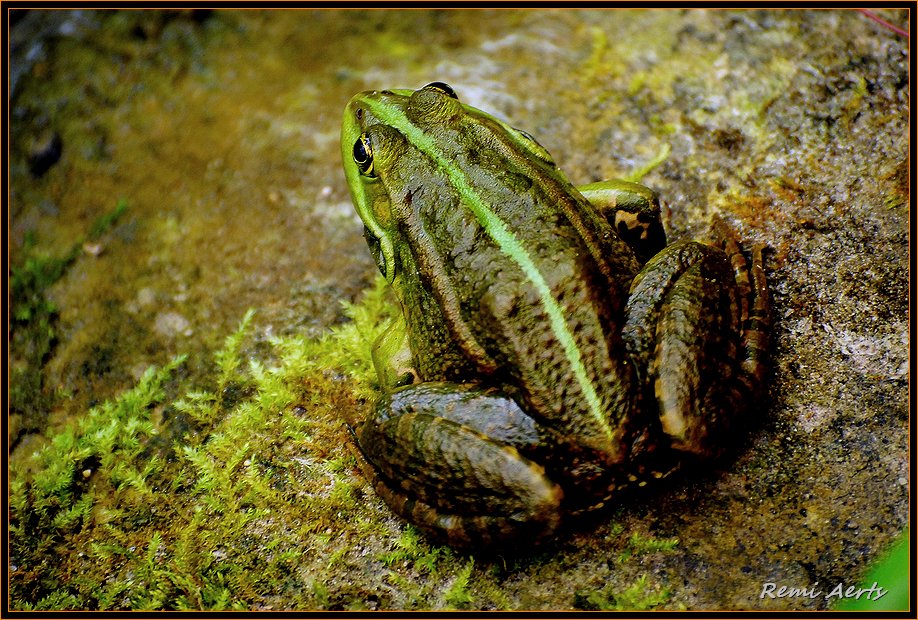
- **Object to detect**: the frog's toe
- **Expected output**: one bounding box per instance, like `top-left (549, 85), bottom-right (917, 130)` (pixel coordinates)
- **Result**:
top-left (578, 179), bottom-right (667, 264)
top-left (711, 218), bottom-right (771, 399)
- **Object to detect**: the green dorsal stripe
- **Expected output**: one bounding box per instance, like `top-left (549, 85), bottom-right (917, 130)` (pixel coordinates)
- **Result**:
top-left (360, 96), bottom-right (614, 443)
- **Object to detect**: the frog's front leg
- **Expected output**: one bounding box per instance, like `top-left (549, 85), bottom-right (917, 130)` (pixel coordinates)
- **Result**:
top-left (578, 179), bottom-right (667, 264)
top-left (621, 222), bottom-right (769, 459)
top-left (355, 383), bottom-right (563, 547)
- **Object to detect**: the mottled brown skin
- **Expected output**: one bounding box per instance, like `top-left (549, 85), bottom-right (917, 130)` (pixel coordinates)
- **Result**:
top-left (342, 83), bottom-right (770, 548)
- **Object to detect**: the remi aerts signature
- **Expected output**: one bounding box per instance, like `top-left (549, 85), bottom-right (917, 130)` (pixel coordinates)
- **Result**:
top-left (760, 582), bottom-right (888, 603)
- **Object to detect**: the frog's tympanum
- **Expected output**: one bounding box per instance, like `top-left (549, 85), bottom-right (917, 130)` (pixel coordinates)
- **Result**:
top-left (341, 82), bottom-right (770, 548)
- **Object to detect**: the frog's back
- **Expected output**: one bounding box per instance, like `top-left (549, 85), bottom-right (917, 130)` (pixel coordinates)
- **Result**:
top-left (393, 98), bottom-right (648, 459)
top-left (487, 199), bottom-right (644, 460)
top-left (421, 153), bottom-right (644, 460)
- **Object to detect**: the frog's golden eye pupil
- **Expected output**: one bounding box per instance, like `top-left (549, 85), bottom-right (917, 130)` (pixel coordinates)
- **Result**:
top-left (423, 81), bottom-right (458, 99)
top-left (353, 133), bottom-right (375, 177)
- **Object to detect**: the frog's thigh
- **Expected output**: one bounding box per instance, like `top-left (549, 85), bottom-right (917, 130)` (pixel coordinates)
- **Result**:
top-left (623, 241), bottom-right (740, 458)
top-left (358, 389), bottom-right (562, 546)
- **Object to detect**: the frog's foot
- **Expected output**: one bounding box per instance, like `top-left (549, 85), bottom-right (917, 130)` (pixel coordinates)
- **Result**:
top-left (355, 385), bottom-right (563, 547)
top-left (622, 223), bottom-right (769, 459)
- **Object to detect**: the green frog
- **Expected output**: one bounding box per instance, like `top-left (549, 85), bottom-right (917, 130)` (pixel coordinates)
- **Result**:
top-left (341, 82), bottom-right (769, 548)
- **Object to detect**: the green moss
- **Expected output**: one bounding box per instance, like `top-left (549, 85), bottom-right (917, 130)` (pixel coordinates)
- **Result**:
top-left (602, 522), bottom-right (681, 564)
top-left (443, 558), bottom-right (475, 609)
top-left (87, 198), bottom-right (129, 241)
top-left (11, 354), bottom-right (184, 540)
top-left (9, 242), bottom-right (77, 425)
top-left (380, 526), bottom-right (449, 572)
top-left (10, 276), bottom-right (431, 610)
top-left (574, 574), bottom-right (674, 611)
top-left (625, 532), bottom-right (680, 554)
top-left (214, 308), bottom-right (256, 388)
top-left (624, 143), bottom-right (672, 183)
top-left (10, 353), bottom-right (186, 608)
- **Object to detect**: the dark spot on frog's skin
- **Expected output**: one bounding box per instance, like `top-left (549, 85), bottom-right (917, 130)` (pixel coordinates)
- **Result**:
top-left (404, 190), bottom-right (413, 206)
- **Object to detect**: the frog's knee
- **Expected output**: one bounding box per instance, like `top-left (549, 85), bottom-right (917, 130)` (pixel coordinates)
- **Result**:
top-left (578, 179), bottom-right (666, 263)
top-left (356, 411), bottom-right (564, 547)
top-left (653, 365), bottom-right (724, 459)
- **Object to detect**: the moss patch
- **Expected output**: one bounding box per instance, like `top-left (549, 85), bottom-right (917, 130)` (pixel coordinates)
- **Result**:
top-left (9, 278), bottom-right (517, 610)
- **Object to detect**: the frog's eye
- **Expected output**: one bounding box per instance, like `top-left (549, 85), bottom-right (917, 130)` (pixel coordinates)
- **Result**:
top-left (423, 81), bottom-right (458, 99)
top-left (516, 128), bottom-right (538, 143)
top-left (512, 127), bottom-right (555, 165)
top-left (352, 133), bottom-right (375, 177)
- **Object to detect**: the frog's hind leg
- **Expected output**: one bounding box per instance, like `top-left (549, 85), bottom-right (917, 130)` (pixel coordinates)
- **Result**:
top-left (621, 222), bottom-right (769, 459)
top-left (353, 384), bottom-right (563, 548)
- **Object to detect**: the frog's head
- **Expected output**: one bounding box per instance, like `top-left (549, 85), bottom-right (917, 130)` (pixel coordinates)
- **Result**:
top-left (342, 82), bottom-right (561, 283)
top-left (341, 82), bottom-right (464, 282)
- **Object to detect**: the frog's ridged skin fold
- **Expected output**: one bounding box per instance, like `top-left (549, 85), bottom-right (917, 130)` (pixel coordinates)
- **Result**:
top-left (342, 83), bottom-right (771, 547)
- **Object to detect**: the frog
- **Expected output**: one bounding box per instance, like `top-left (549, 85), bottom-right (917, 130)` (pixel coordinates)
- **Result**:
top-left (341, 82), bottom-right (769, 548)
